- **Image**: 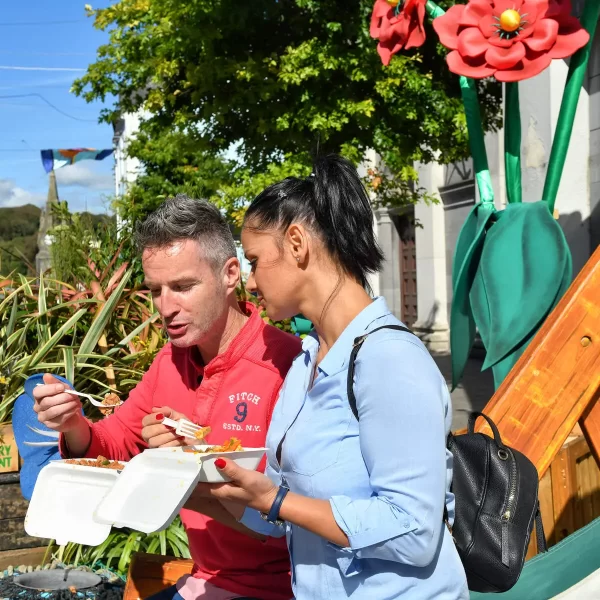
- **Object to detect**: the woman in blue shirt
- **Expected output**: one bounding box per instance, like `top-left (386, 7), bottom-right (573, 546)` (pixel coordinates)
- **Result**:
top-left (200, 155), bottom-right (468, 599)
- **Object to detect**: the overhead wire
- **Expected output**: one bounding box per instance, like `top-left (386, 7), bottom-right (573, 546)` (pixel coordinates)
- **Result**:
top-left (0, 93), bottom-right (98, 122)
top-left (0, 20), bottom-right (86, 27)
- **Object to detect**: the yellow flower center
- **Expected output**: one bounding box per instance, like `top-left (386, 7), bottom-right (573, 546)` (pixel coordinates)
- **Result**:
top-left (499, 9), bottom-right (522, 33)
top-left (386, 0), bottom-right (400, 6)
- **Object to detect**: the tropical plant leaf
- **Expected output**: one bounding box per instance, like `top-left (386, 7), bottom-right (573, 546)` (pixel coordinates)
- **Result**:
top-left (62, 348), bottom-right (75, 383)
top-left (78, 269), bottom-right (132, 360)
top-left (6, 295), bottom-right (19, 339)
top-left (106, 313), bottom-right (160, 357)
top-left (25, 309), bottom-right (87, 370)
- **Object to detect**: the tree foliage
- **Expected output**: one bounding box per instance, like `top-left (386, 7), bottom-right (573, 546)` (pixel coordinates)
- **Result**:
top-left (75, 0), bottom-right (501, 222)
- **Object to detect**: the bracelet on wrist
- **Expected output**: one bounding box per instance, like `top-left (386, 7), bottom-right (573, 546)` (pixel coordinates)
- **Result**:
top-left (260, 485), bottom-right (289, 526)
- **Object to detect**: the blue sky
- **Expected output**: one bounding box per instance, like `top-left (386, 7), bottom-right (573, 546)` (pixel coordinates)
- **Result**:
top-left (0, 1), bottom-right (116, 214)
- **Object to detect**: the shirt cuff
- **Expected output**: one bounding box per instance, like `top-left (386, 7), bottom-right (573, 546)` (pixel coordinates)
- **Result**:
top-left (239, 507), bottom-right (286, 538)
top-left (330, 495), bottom-right (418, 550)
top-left (58, 419), bottom-right (104, 459)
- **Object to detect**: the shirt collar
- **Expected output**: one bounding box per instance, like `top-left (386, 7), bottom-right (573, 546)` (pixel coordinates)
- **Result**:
top-left (307, 296), bottom-right (393, 377)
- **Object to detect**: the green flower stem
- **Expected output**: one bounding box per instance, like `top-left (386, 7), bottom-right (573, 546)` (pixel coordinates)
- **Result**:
top-left (426, 0), bottom-right (494, 205)
top-left (425, 0), bottom-right (444, 19)
top-left (543, 0), bottom-right (600, 214)
top-left (504, 82), bottom-right (522, 204)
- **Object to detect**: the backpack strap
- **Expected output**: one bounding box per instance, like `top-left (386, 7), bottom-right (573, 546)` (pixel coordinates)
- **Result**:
top-left (346, 324), bottom-right (414, 421)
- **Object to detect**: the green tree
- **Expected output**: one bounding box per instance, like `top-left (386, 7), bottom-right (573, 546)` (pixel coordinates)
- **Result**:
top-left (0, 204), bottom-right (41, 275)
top-left (75, 0), bottom-right (501, 222)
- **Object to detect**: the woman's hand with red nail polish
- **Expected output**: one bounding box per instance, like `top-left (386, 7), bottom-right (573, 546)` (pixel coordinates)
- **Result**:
top-left (141, 406), bottom-right (192, 448)
top-left (196, 457), bottom-right (278, 513)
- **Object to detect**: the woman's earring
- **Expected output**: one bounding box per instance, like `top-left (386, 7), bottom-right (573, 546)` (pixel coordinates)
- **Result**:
top-left (295, 256), bottom-right (300, 262)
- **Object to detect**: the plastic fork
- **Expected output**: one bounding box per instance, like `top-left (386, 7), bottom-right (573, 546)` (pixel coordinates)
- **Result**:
top-left (161, 417), bottom-right (208, 440)
top-left (67, 389), bottom-right (124, 408)
top-left (35, 383), bottom-right (124, 408)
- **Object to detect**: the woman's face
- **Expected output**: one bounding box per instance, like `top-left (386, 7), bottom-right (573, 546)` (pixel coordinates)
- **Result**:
top-left (241, 223), bottom-right (304, 322)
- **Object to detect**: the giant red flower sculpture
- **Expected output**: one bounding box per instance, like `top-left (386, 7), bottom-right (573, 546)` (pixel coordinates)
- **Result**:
top-left (432, 0), bottom-right (589, 81)
top-left (370, 0), bottom-right (428, 66)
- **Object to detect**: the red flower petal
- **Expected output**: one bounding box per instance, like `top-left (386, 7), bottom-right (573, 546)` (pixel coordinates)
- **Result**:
top-left (494, 51), bottom-right (552, 81)
top-left (494, 0), bottom-right (524, 14)
top-left (512, 20), bottom-right (535, 42)
top-left (488, 34), bottom-right (515, 48)
top-left (524, 18), bottom-right (559, 52)
top-left (485, 41), bottom-right (526, 69)
top-left (548, 21), bottom-right (590, 58)
top-left (458, 27), bottom-right (489, 58)
top-left (545, 0), bottom-right (571, 19)
top-left (404, 2), bottom-right (427, 50)
top-left (370, 0), bottom-right (392, 39)
top-left (432, 4), bottom-right (464, 51)
top-left (520, 0), bottom-right (540, 24)
top-left (446, 50), bottom-right (497, 78)
top-left (378, 36), bottom-right (405, 66)
top-left (513, 1), bottom-right (539, 41)
top-left (459, 0), bottom-right (492, 27)
top-left (379, 15), bottom-right (408, 43)
top-left (478, 13), bottom-right (497, 38)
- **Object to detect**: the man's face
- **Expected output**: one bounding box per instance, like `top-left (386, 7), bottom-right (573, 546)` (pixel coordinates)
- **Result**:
top-left (142, 239), bottom-right (232, 348)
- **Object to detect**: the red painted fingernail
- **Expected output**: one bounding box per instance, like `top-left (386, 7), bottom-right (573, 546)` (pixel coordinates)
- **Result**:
top-left (215, 458), bottom-right (226, 469)
top-left (156, 413), bottom-right (164, 420)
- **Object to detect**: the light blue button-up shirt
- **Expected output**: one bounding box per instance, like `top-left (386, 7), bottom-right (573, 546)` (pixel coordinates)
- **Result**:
top-left (241, 297), bottom-right (468, 599)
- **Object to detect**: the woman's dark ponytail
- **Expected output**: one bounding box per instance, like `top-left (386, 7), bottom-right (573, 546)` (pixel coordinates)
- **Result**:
top-left (310, 155), bottom-right (383, 290)
top-left (244, 154), bottom-right (384, 291)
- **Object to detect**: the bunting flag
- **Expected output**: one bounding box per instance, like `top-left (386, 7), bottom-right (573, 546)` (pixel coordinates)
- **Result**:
top-left (40, 148), bottom-right (113, 174)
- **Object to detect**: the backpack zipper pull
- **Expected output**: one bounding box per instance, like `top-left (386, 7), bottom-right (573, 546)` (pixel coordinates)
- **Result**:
top-left (501, 511), bottom-right (511, 567)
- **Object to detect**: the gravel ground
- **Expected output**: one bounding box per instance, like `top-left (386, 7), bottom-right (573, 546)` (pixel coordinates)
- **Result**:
top-left (0, 563), bottom-right (124, 600)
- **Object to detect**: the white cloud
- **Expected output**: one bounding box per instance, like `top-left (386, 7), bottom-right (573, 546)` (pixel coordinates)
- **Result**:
top-left (0, 179), bottom-right (45, 208)
top-left (55, 163), bottom-right (113, 191)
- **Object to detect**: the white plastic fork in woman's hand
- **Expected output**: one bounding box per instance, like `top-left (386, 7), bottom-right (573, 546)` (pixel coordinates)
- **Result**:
top-left (35, 384), bottom-right (124, 409)
top-left (161, 417), bottom-right (210, 440)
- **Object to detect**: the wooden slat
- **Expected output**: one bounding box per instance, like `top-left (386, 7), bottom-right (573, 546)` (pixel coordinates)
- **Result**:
top-left (569, 438), bottom-right (589, 531)
top-left (0, 480), bottom-right (29, 520)
top-left (550, 442), bottom-right (577, 543)
top-left (474, 244), bottom-right (600, 478)
top-left (0, 546), bottom-right (48, 571)
top-left (580, 390), bottom-right (600, 469)
top-left (124, 553), bottom-right (194, 600)
top-left (579, 452), bottom-right (595, 526)
top-left (0, 518), bottom-right (47, 552)
top-left (592, 455), bottom-right (600, 517)
top-left (525, 526), bottom-right (537, 560)
top-left (0, 475), bottom-right (47, 552)
top-left (538, 466), bottom-right (555, 547)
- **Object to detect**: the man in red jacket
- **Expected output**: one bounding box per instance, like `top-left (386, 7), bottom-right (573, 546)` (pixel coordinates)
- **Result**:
top-left (33, 195), bottom-right (300, 600)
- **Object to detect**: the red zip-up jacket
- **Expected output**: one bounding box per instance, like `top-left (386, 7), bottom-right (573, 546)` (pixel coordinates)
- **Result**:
top-left (60, 302), bottom-right (301, 600)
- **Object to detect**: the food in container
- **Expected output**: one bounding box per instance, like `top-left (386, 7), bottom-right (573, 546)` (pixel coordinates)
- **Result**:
top-left (64, 455), bottom-right (125, 470)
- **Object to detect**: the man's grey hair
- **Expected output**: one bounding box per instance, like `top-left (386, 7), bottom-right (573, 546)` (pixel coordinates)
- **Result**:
top-left (135, 194), bottom-right (237, 270)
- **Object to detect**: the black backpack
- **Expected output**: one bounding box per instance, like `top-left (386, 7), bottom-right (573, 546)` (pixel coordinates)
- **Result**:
top-left (347, 325), bottom-right (547, 593)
